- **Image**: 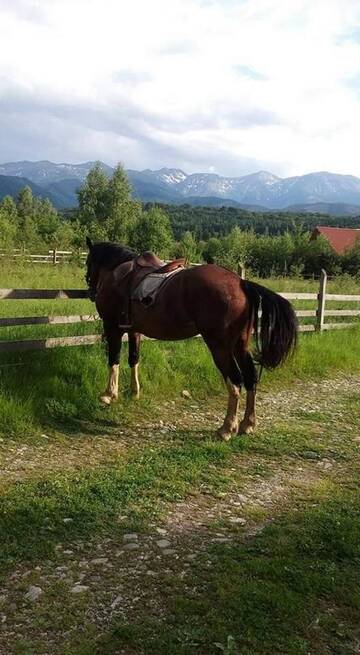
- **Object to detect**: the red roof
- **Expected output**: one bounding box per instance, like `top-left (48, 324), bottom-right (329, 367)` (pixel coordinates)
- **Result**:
top-left (311, 226), bottom-right (360, 255)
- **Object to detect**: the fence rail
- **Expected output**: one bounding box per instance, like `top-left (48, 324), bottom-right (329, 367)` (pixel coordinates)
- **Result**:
top-left (0, 269), bottom-right (359, 353)
top-left (0, 249), bottom-right (87, 265)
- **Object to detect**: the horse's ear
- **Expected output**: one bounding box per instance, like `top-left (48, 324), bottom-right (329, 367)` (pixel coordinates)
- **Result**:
top-left (86, 237), bottom-right (93, 250)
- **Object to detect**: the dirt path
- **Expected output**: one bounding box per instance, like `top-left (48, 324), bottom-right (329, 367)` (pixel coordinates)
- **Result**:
top-left (0, 376), bottom-right (359, 654)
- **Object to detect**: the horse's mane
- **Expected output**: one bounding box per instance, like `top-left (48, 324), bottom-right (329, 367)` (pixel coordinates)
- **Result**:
top-left (90, 242), bottom-right (136, 270)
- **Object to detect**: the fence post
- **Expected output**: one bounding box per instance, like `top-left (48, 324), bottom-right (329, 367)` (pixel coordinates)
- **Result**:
top-left (316, 269), bottom-right (327, 331)
top-left (52, 249), bottom-right (57, 265)
top-left (238, 262), bottom-right (246, 279)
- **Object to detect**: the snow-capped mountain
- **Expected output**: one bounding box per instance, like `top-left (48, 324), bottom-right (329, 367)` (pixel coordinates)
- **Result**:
top-left (132, 168), bottom-right (360, 208)
top-left (0, 160), bottom-right (113, 185)
top-left (144, 167), bottom-right (187, 186)
top-left (1, 160), bottom-right (360, 212)
top-left (174, 170), bottom-right (280, 204)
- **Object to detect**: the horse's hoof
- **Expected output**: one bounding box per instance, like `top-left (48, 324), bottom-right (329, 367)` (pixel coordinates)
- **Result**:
top-left (99, 394), bottom-right (112, 406)
top-left (238, 422), bottom-right (255, 435)
top-left (217, 428), bottom-right (232, 442)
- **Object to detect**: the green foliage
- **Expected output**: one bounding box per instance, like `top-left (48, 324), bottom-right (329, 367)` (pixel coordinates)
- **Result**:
top-left (342, 237), bottom-right (360, 276)
top-left (0, 195), bottom-right (17, 221)
top-left (174, 231), bottom-right (201, 262)
top-left (0, 209), bottom-right (17, 248)
top-left (202, 227), bottom-right (348, 278)
top-left (130, 206), bottom-right (174, 257)
top-left (77, 161), bottom-right (110, 223)
top-left (76, 161), bottom-right (142, 244)
top-left (104, 164), bottom-right (142, 242)
top-left (158, 202), bottom-right (360, 240)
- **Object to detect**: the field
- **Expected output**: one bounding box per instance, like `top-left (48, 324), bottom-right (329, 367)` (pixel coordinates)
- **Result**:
top-left (0, 262), bottom-right (359, 654)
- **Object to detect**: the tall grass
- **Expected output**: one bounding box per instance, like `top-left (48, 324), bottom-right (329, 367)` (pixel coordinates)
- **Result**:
top-left (1, 327), bottom-right (360, 439)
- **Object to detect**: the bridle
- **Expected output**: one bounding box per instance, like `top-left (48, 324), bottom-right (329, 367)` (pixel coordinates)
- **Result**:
top-left (85, 256), bottom-right (99, 302)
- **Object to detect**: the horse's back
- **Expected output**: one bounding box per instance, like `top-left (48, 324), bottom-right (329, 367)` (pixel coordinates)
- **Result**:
top-left (131, 263), bottom-right (249, 341)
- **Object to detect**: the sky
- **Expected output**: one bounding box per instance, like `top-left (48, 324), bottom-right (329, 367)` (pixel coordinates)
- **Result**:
top-left (1, 0), bottom-right (360, 178)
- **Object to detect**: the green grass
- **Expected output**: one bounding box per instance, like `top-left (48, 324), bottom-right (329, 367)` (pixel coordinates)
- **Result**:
top-left (1, 386), bottom-right (357, 655)
top-left (0, 438), bottom-right (235, 575)
top-left (1, 323), bottom-right (360, 438)
top-left (0, 260), bottom-right (85, 288)
top-left (97, 488), bottom-right (360, 655)
top-left (2, 261), bottom-right (360, 294)
top-left (0, 263), bottom-right (359, 654)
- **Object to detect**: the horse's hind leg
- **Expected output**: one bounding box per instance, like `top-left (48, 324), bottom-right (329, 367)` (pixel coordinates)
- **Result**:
top-left (206, 339), bottom-right (242, 441)
top-left (236, 346), bottom-right (258, 434)
top-left (128, 331), bottom-right (141, 399)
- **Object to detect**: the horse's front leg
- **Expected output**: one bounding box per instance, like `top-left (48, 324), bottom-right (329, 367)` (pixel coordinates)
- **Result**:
top-left (128, 331), bottom-right (141, 399)
top-left (100, 321), bottom-right (124, 406)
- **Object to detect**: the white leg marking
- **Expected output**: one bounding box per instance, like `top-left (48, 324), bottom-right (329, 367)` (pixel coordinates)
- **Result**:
top-left (218, 378), bottom-right (240, 441)
top-left (130, 363), bottom-right (140, 399)
top-left (239, 389), bottom-right (256, 434)
top-left (100, 365), bottom-right (119, 405)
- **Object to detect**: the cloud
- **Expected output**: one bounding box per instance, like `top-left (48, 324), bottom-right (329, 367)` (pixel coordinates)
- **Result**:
top-left (112, 70), bottom-right (153, 85)
top-left (0, 0), bottom-right (360, 177)
top-left (233, 65), bottom-right (267, 81)
top-left (155, 40), bottom-right (198, 56)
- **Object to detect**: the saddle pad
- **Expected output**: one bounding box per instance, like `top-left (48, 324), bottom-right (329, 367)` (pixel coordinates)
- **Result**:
top-left (132, 268), bottom-right (182, 306)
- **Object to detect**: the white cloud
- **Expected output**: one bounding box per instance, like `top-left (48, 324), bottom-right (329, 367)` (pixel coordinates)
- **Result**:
top-left (0, 0), bottom-right (360, 175)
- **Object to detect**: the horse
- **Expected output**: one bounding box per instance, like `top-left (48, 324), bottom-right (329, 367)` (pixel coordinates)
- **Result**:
top-left (85, 238), bottom-right (297, 440)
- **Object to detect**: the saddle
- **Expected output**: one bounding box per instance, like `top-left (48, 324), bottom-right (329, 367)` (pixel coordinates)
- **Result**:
top-left (113, 251), bottom-right (186, 327)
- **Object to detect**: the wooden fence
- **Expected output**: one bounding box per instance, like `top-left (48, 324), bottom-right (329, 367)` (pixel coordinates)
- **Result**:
top-left (0, 249), bottom-right (87, 265)
top-left (0, 269), bottom-right (359, 353)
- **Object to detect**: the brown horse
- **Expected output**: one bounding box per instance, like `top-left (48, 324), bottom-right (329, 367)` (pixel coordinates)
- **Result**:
top-left (85, 239), bottom-right (297, 440)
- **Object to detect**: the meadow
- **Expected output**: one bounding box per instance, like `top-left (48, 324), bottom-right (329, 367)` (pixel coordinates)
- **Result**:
top-left (0, 261), bottom-right (359, 653)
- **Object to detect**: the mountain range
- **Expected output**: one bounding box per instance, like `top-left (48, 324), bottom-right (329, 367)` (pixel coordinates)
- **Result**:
top-left (1, 160), bottom-right (360, 215)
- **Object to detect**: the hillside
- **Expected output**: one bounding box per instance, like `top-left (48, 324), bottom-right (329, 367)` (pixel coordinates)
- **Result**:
top-left (0, 175), bottom-right (58, 205)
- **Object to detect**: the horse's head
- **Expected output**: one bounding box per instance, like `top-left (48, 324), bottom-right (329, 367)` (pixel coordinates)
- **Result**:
top-left (85, 237), bottom-right (136, 301)
top-left (85, 237), bottom-right (99, 301)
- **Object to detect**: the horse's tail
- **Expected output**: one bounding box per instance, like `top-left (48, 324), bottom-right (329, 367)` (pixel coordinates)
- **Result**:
top-left (241, 280), bottom-right (298, 370)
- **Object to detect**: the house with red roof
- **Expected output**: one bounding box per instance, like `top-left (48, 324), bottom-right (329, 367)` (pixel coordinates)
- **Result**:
top-left (310, 226), bottom-right (360, 255)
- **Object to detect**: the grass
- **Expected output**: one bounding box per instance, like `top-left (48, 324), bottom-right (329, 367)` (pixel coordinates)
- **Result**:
top-left (0, 439), bottom-right (236, 575)
top-left (0, 260), bottom-right (359, 653)
top-left (1, 384), bottom-right (359, 654)
top-left (1, 326), bottom-right (360, 439)
top-left (2, 387), bottom-right (357, 576)
top-left (98, 488), bottom-right (360, 655)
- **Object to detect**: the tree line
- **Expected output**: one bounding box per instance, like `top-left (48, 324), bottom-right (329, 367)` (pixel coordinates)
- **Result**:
top-left (0, 162), bottom-right (359, 277)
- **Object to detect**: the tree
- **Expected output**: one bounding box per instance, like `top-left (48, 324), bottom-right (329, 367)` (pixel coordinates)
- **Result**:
top-left (17, 186), bottom-right (34, 220)
top-left (33, 198), bottom-right (60, 245)
top-left (15, 186), bottom-right (39, 248)
top-left (130, 207), bottom-right (174, 257)
top-left (0, 210), bottom-right (17, 249)
top-left (340, 238), bottom-right (360, 277)
top-left (202, 236), bottom-right (222, 263)
top-left (77, 162), bottom-right (110, 224)
top-left (0, 195), bottom-right (18, 222)
top-left (104, 163), bottom-right (141, 243)
top-left (175, 231), bottom-right (200, 262)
